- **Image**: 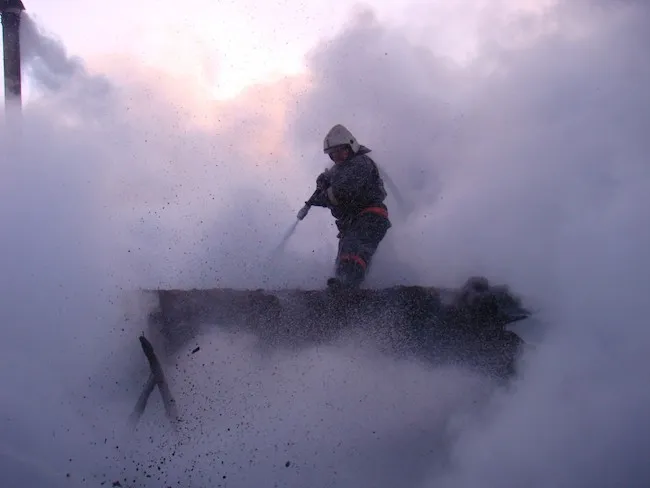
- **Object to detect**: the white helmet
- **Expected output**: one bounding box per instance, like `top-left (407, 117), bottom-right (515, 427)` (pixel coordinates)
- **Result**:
top-left (323, 124), bottom-right (360, 154)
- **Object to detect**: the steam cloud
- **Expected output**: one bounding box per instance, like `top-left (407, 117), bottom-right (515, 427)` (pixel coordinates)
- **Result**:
top-left (1, 0), bottom-right (649, 486)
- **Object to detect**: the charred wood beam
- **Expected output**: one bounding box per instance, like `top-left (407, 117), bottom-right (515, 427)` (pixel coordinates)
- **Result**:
top-left (1, 0), bottom-right (26, 107)
top-left (142, 278), bottom-right (532, 380)
top-left (129, 335), bottom-right (180, 428)
top-left (129, 373), bottom-right (156, 426)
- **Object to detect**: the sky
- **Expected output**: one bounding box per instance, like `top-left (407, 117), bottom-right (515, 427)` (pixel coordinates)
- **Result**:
top-left (8, 0), bottom-right (556, 99)
top-left (2, 0), bottom-right (650, 487)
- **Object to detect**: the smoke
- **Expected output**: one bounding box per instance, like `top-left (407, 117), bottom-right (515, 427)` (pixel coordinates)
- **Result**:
top-left (1, 0), bottom-right (649, 486)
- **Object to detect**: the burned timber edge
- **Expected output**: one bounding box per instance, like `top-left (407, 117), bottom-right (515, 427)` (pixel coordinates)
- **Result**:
top-left (141, 277), bottom-right (532, 381)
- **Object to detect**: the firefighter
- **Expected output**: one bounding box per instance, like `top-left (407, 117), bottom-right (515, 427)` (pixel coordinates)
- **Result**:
top-left (306, 124), bottom-right (392, 289)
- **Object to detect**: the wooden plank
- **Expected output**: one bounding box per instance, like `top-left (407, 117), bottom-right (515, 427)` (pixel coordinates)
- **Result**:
top-left (129, 335), bottom-right (180, 428)
top-left (141, 279), bottom-right (532, 380)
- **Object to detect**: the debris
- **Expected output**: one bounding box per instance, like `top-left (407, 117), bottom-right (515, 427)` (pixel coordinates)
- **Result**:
top-left (129, 335), bottom-right (180, 428)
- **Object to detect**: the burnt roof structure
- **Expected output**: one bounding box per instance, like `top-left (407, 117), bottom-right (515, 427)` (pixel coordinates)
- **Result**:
top-left (143, 276), bottom-right (532, 381)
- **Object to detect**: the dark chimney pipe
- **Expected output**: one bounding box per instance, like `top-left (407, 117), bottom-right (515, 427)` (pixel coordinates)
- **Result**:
top-left (1, 0), bottom-right (26, 108)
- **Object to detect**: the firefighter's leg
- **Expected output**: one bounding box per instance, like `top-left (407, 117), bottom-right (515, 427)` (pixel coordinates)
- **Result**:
top-left (333, 214), bottom-right (390, 288)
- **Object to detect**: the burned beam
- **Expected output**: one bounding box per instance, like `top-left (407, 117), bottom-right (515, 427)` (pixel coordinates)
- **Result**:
top-left (129, 373), bottom-right (156, 427)
top-left (143, 277), bottom-right (532, 380)
top-left (130, 335), bottom-right (180, 428)
top-left (1, 0), bottom-right (26, 108)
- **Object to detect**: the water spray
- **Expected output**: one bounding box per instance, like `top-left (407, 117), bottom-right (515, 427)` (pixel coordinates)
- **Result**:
top-left (269, 219), bottom-right (301, 260)
top-left (376, 164), bottom-right (407, 215)
top-left (267, 189), bottom-right (318, 263)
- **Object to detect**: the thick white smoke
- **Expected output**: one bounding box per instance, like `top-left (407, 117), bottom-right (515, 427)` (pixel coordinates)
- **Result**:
top-left (1, 0), bottom-right (649, 486)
